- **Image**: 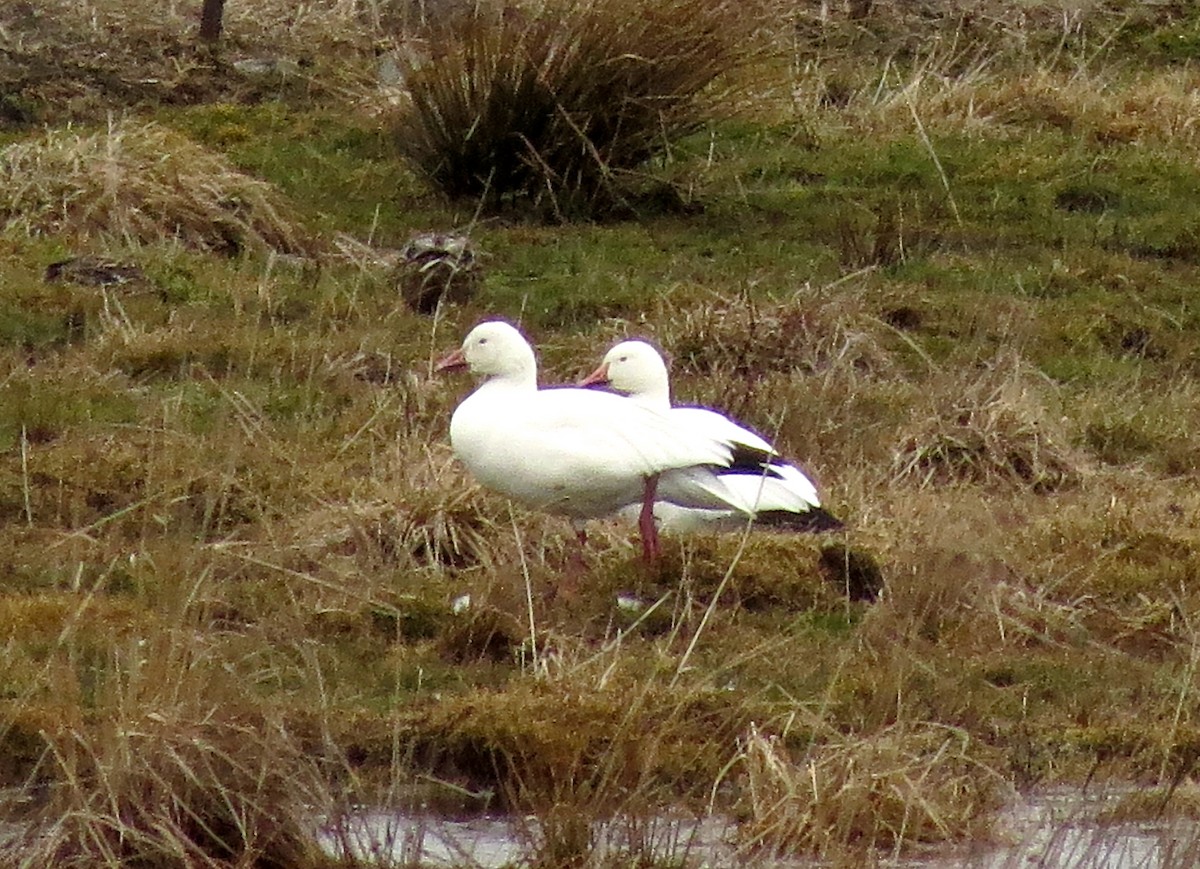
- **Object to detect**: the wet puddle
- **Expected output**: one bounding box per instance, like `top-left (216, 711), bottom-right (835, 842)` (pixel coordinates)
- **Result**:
top-left (318, 786), bottom-right (1200, 867)
top-left (319, 809), bottom-right (740, 867)
top-left (921, 786), bottom-right (1196, 868)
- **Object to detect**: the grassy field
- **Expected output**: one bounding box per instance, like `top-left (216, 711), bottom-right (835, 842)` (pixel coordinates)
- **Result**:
top-left (4, 0), bottom-right (1200, 865)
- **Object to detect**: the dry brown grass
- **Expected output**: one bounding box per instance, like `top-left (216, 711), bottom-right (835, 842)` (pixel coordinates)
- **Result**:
top-left (891, 350), bottom-right (1085, 492)
top-left (644, 535), bottom-right (845, 614)
top-left (737, 720), bottom-right (1005, 860)
top-left (394, 648), bottom-right (760, 868)
top-left (647, 283), bottom-right (896, 384)
top-left (6, 714), bottom-right (328, 869)
top-left (393, 0), bottom-right (768, 216)
top-left (3, 0), bottom-right (387, 54)
top-left (576, 283), bottom-right (907, 486)
top-left (0, 120), bottom-right (319, 256)
top-left (0, 585), bottom-right (336, 869)
top-left (6, 3), bottom-right (1200, 864)
top-left (773, 3), bottom-right (1200, 154)
top-left (768, 10), bottom-right (1200, 164)
top-left (846, 66), bottom-right (1200, 147)
top-left (842, 460), bottom-right (1200, 665)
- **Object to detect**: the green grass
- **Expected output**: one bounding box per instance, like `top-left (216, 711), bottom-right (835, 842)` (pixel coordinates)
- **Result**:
top-left (7, 2), bottom-right (1200, 866)
top-left (163, 103), bottom-right (431, 239)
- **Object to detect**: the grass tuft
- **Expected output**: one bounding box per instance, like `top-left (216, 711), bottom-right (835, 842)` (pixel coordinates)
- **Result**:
top-left (652, 287), bottom-right (894, 382)
top-left (738, 720), bottom-right (1003, 859)
top-left (14, 719), bottom-right (326, 868)
top-left (393, 0), bottom-right (764, 217)
top-left (293, 491), bottom-right (497, 573)
top-left (0, 120), bottom-right (319, 256)
top-left (891, 351), bottom-right (1085, 492)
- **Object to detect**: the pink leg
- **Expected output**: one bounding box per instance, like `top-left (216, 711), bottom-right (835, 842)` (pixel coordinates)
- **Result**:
top-left (639, 474), bottom-right (661, 563)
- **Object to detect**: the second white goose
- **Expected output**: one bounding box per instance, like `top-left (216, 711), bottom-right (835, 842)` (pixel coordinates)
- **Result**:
top-left (580, 339), bottom-right (843, 533)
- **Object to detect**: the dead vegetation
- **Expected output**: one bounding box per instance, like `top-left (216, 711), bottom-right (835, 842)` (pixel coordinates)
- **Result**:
top-left (0, 0), bottom-right (384, 127)
top-left (648, 286), bottom-right (896, 383)
top-left (891, 351), bottom-right (1085, 492)
top-left (4, 1), bottom-right (1200, 866)
top-left (738, 721), bottom-right (1004, 860)
top-left (393, 0), bottom-right (766, 216)
top-left (0, 120), bottom-right (319, 256)
top-left (6, 714), bottom-right (329, 869)
top-left (0, 596), bottom-right (337, 869)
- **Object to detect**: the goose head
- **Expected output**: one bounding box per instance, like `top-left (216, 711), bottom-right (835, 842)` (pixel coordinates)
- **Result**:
top-left (580, 340), bottom-right (671, 406)
top-left (437, 320), bottom-right (537, 384)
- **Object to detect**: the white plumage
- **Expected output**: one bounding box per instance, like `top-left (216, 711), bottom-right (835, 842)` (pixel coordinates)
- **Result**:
top-left (437, 321), bottom-right (754, 560)
top-left (580, 339), bottom-right (842, 533)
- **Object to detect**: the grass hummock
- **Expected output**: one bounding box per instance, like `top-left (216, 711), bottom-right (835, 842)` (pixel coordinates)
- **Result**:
top-left (5, 1), bottom-right (1200, 866)
top-left (393, 0), bottom-right (764, 218)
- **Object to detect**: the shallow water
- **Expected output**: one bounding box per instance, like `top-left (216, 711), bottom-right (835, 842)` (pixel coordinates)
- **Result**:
top-left (319, 809), bottom-right (739, 867)
top-left (919, 786), bottom-right (1187, 868)
top-left (318, 786), bottom-right (1200, 868)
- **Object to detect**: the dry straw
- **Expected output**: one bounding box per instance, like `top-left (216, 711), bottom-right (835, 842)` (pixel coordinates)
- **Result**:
top-left (864, 65), bottom-right (1200, 146)
top-left (738, 720), bottom-right (1004, 859)
top-left (0, 119), bottom-right (319, 256)
top-left (6, 714), bottom-right (327, 869)
top-left (0, 582), bottom-right (334, 869)
top-left (650, 286), bottom-right (894, 383)
top-left (785, 4), bottom-right (1200, 153)
top-left (891, 350), bottom-right (1085, 492)
top-left (394, 0), bottom-right (766, 216)
top-left (9, 0), bottom-right (387, 51)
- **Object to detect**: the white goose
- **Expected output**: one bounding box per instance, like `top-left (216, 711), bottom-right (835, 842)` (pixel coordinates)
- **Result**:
top-left (580, 339), bottom-right (843, 533)
top-left (436, 321), bottom-right (754, 561)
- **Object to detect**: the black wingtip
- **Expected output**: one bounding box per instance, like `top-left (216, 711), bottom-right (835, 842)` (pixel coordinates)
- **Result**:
top-left (727, 443), bottom-right (777, 473)
top-left (753, 506), bottom-right (845, 533)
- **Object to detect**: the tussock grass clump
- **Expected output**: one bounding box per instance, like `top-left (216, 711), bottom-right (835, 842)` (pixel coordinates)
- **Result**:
top-left (7, 713), bottom-right (328, 869)
top-left (394, 0), bottom-right (764, 217)
top-left (410, 672), bottom-right (752, 809)
top-left (892, 351), bottom-right (1084, 491)
top-left (0, 120), bottom-right (319, 256)
top-left (289, 492), bottom-right (497, 572)
top-left (650, 287), bottom-right (894, 382)
top-left (274, 440), bottom-right (503, 577)
top-left (647, 535), bottom-right (843, 613)
top-left (738, 721), bottom-right (1003, 859)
